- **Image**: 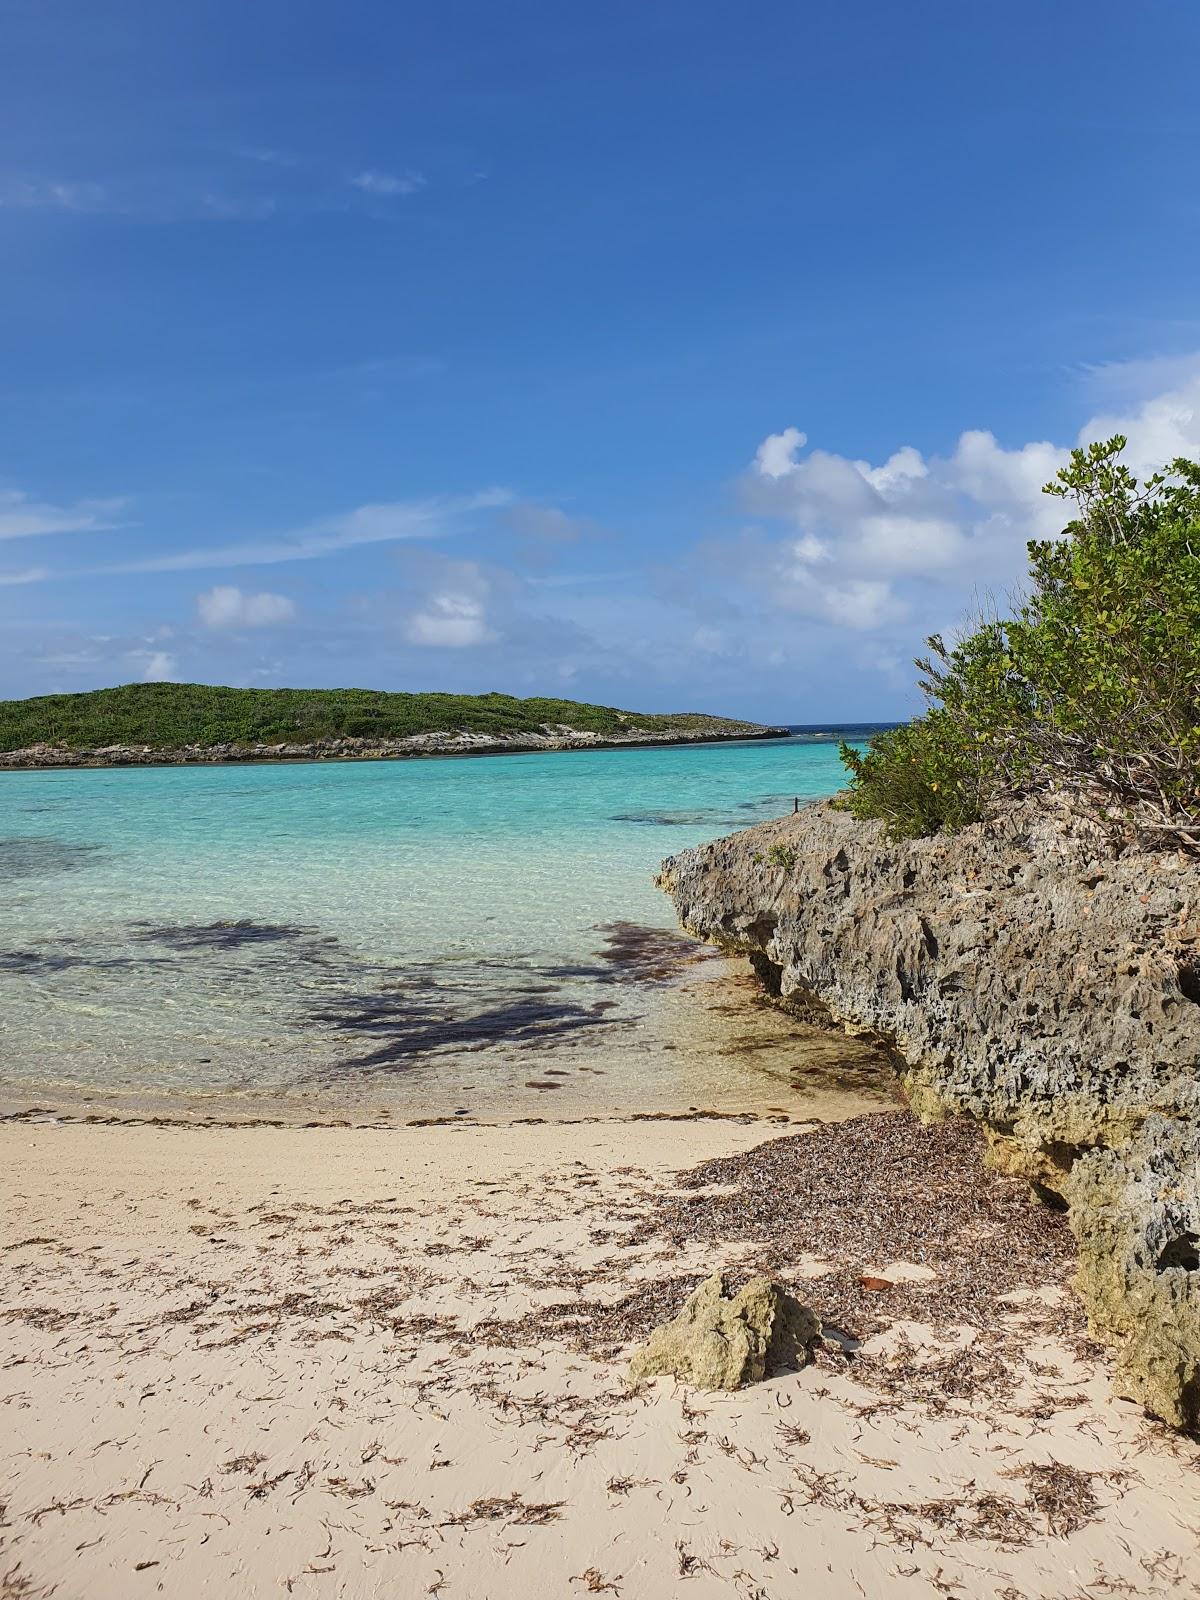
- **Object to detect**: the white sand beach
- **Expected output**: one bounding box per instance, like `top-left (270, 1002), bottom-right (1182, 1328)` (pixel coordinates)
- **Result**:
top-left (3, 1112), bottom-right (1197, 1600)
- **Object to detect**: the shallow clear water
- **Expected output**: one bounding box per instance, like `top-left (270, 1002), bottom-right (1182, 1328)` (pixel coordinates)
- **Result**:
top-left (0, 735), bottom-right (897, 1120)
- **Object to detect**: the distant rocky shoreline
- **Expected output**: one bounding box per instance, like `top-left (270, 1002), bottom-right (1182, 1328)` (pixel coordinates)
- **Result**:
top-left (0, 721), bottom-right (789, 771)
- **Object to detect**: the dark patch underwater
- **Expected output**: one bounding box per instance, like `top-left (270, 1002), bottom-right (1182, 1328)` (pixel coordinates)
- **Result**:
top-left (0, 836), bottom-right (107, 878)
top-left (129, 920), bottom-right (340, 955)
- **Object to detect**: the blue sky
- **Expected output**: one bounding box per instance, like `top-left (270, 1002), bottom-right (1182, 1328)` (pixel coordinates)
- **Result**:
top-left (3, 0), bottom-right (1200, 720)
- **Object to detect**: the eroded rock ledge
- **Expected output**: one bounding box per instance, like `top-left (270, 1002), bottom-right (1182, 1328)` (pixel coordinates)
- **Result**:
top-left (657, 799), bottom-right (1200, 1427)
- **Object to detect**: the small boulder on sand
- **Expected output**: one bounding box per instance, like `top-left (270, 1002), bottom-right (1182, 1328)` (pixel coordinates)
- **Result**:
top-left (628, 1272), bottom-right (820, 1390)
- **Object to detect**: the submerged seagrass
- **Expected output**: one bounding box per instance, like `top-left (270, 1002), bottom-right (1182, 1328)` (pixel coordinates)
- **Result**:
top-left (658, 797), bottom-right (1200, 1428)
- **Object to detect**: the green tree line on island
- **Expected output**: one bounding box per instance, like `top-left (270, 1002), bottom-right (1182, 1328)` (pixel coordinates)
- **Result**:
top-left (0, 684), bottom-right (761, 753)
top-left (840, 437), bottom-right (1200, 849)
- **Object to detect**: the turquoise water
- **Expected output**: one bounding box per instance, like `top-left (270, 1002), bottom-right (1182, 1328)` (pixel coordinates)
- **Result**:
top-left (0, 735), bottom-right (891, 1119)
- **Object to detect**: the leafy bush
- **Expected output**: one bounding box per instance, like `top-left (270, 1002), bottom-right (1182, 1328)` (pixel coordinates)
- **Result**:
top-left (839, 437), bottom-right (1200, 847)
top-left (838, 715), bottom-right (981, 839)
top-left (751, 842), bottom-right (799, 870)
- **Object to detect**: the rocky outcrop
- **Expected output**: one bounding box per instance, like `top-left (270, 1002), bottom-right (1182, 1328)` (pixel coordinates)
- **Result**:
top-left (0, 721), bottom-right (787, 770)
top-left (657, 799), bottom-right (1200, 1427)
top-left (628, 1272), bottom-right (820, 1389)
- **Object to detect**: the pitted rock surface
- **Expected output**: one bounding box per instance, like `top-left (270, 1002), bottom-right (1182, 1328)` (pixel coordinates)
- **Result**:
top-left (657, 798), bottom-right (1200, 1427)
top-left (628, 1272), bottom-right (820, 1390)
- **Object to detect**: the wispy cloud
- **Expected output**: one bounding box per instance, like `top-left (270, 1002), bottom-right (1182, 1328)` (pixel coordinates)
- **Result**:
top-left (0, 171), bottom-right (276, 223)
top-left (233, 146), bottom-right (300, 169)
top-left (0, 565), bottom-right (51, 586)
top-left (349, 168), bottom-right (425, 198)
top-left (0, 489), bottom-right (125, 540)
top-left (88, 490), bottom-right (510, 578)
top-left (0, 178), bottom-right (112, 215)
top-left (0, 154), bottom-right (430, 225)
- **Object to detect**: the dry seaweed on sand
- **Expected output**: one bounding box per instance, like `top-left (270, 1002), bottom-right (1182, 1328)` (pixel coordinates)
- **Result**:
top-left (442, 1494), bottom-right (565, 1527)
top-left (1, 1567), bottom-right (56, 1600)
top-left (786, 1457), bottom-right (1120, 1552)
top-left (844, 1328), bottom-right (1021, 1417)
top-left (466, 1111), bottom-right (1087, 1418)
top-left (1008, 1459), bottom-right (1116, 1538)
top-left (571, 1569), bottom-right (623, 1595)
top-left (469, 1273), bottom-right (708, 1360)
top-left (605, 1475), bottom-right (658, 1495)
top-left (633, 1112), bottom-right (1080, 1342)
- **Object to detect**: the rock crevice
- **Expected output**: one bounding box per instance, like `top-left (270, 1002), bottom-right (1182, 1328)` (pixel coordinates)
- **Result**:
top-left (657, 798), bottom-right (1200, 1427)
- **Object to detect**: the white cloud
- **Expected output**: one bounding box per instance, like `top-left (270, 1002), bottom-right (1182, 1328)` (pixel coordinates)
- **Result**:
top-left (0, 488), bottom-right (511, 588)
top-left (38, 647), bottom-right (104, 668)
top-left (754, 428), bottom-right (807, 480)
top-left (0, 489), bottom-right (124, 540)
top-left (740, 423), bottom-right (1069, 628)
top-left (405, 592), bottom-right (494, 648)
top-left (1080, 351), bottom-right (1200, 404)
top-left (806, 578), bottom-right (906, 631)
top-left (129, 649), bottom-right (178, 682)
top-left (861, 445), bottom-right (929, 494)
top-left (730, 352), bottom-right (1200, 646)
top-left (400, 559), bottom-right (497, 648)
top-left (946, 430), bottom-right (1064, 526)
top-left (1084, 379), bottom-right (1200, 476)
top-left (197, 585), bottom-right (296, 627)
top-left (791, 533), bottom-right (830, 565)
top-left (855, 513), bottom-right (966, 574)
top-left (350, 169), bottom-right (425, 198)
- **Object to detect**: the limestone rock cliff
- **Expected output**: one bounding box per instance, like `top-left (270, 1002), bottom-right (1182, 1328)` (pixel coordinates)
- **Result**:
top-left (657, 799), bottom-right (1200, 1427)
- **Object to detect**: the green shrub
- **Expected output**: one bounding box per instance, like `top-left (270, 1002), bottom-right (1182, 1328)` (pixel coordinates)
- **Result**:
top-left (764, 842), bottom-right (798, 870)
top-left (839, 436), bottom-right (1200, 847)
top-left (751, 843), bottom-right (798, 870)
top-left (837, 715), bottom-right (981, 839)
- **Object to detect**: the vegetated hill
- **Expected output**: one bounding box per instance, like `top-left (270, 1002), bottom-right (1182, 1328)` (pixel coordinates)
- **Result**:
top-left (0, 681), bottom-right (777, 754)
